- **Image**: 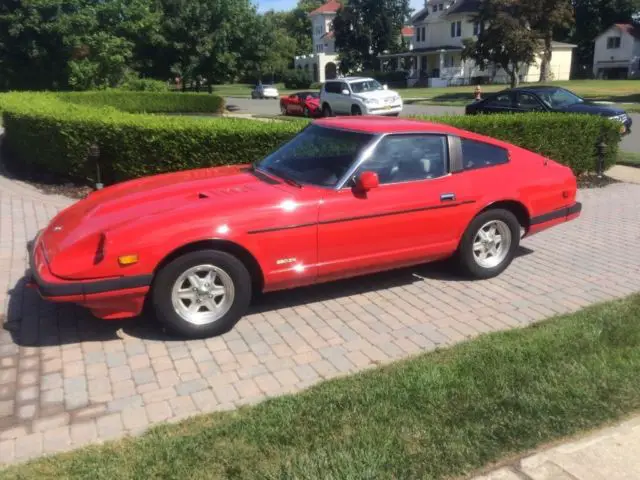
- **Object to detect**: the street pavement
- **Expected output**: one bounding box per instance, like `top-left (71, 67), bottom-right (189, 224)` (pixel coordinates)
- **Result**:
top-left (223, 97), bottom-right (640, 153)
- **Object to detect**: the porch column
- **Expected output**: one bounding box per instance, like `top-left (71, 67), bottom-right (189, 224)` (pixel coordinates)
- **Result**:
top-left (439, 50), bottom-right (445, 76)
top-left (396, 57), bottom-right (402, 71)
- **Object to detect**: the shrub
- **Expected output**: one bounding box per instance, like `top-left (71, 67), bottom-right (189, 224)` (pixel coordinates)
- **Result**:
top-left (282, 69), bottom-right (313, 90)
top-left (0, 93), bottom-right (298, 183)
top-left (0, 92), bottom-right (621, 187)
top-left (119, 78), bottom-right (170, 92)
top-left (58, 91), bottom-right (225, 114)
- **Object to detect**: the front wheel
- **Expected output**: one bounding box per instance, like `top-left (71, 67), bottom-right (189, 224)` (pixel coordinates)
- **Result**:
top-left (151, 250), bottom-right (251, 338)
top-left (457, 209), bottom-right (520, 279)
top-left (351, 105), bottom-right (363, 115)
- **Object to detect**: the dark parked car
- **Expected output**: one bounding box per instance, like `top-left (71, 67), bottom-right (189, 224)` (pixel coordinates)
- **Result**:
top-left (465, 86), bottom-right (632, 135)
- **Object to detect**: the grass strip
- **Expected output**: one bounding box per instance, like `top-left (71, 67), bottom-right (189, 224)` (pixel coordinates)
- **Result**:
top-left (4, 294), bottom-right (640, 479)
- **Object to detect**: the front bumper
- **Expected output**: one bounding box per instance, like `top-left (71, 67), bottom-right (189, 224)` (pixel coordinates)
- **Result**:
top-left (27, 234), bottom-right (151, 319)
top-left (28, 234), bottom-right (151, 297)
top-left (365, 104), bottom-right (403, 116)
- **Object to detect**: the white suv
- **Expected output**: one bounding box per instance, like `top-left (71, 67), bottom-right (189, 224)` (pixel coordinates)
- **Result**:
top-left (320, 77), bottom-right (403, 117)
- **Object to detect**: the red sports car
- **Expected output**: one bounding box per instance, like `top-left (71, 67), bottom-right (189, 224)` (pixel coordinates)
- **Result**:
top-left (280, 91), bottom-right (322, 117)
top-left (28, 117), bottom-right (581, 338)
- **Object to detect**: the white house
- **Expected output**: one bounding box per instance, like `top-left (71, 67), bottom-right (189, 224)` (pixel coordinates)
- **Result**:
top-left (294, 1), bottom-right (417, 83)
top-left (592, 24), bottom-right (640, 79)
top-left (294, 0), bottom-right (341, 84)
top-left (379, 0), bottom-right (576, 87)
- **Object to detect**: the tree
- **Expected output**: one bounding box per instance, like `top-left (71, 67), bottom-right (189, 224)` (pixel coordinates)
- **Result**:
top-left (284, 0), bottom-right (324, 55)
top-left (571, 0), bottom-right (639, 68)
top-left (333, 0), bottom-right (411, 73)
top-left (524, 0), bottom-right (574, 81)
top-left (463, 0), bottom-right (538, 88)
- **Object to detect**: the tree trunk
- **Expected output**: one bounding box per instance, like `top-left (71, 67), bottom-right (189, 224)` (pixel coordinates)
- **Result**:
top-left (508, 67), bottom-right (519, 88)
top-left (539, 32), bottom-right (553, 82)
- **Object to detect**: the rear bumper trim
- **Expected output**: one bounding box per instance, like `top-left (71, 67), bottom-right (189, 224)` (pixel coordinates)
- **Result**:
top-left (27, 238), bottom-right (152, 298)
top-left (530, 202), bottom-right (582, 226)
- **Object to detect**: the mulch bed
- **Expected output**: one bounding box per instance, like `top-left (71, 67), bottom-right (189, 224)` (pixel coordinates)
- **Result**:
top-left (577, 173), bottom-right (620, 189)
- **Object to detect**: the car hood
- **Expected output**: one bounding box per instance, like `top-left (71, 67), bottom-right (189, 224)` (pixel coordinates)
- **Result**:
top-left (40, 165), bottom-right (286, 277)
top-left (306, 98), bottom-right (320, 107)
top-left (556, 102), bottom-right (626, 116)
top-left (353, 90), bottom-right (400, 101)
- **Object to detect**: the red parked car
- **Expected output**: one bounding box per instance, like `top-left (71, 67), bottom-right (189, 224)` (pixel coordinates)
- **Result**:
top-left (28, 117), bottom-right (581, 338)
top-left (280, 91), bottom-right (322, 117)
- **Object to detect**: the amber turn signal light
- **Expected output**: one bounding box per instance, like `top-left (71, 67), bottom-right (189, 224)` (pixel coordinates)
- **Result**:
top-left (118, 254), bottom-right (139, 266)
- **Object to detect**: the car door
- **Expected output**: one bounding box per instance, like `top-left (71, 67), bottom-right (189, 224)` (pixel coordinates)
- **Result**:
top-left (513, 92), bottom-right (547, 113)
top-left (317, 133), bottom-right (476, 282)
top-left (480, 91), bottom-right (515, 114)
top-left (335, 82), bottom-right (351, 114)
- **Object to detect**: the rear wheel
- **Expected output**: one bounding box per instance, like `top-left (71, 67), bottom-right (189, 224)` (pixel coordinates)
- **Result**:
top-left (152, 250), bottom-right (251, 338)
top-left (280, 104), bottom-right (288, 115)
top-left (322, 103), bottom-right (333, 117)
top-left (457, 209), bottom-right (520, 279)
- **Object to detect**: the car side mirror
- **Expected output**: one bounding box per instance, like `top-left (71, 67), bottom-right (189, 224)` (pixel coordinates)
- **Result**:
top-left (354, 171), bottom-right (379, 192)
top-left (383, 84), bottom-right (389, 90)
top-left (341, 89), bottom-right (350, 96)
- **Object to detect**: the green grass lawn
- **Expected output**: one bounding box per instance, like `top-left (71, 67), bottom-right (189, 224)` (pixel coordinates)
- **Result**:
top-left (619, 151), bottom-right (640, 166)
top-left (5, 294), bottom-right (640, 479)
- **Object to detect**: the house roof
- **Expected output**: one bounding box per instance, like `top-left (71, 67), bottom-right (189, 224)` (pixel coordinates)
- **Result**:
top-left (309, 0), bottom-right (341, 16)
top-left (551, 41), bottom-right (577, 49)
top-left (402, 26), bottom-right (414, 37)
top-left (411, 8), bottom-right (429, 23)
top-left (615, 23), bottom-right (640, 40)
top-left (446, 0), bottom-right (481, 16)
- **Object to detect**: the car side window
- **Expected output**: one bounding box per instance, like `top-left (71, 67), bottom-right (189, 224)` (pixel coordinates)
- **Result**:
top-left (485, 93), bottom-right (512, 107)
top-left (516, 93), bottom-right (544, 111)
top-left (324, 82), bottom-right (339, 94)
top-left (461, 139), bottom-right (509, 171)
top-left (357, 134), bottom-right (448, 185)
top-left (340, 82), bottom-right (349, 94)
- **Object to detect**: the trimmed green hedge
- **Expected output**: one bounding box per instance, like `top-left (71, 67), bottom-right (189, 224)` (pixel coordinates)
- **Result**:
top-left (0, 92), bottom-right (621, 186)
top-left (58, 91), bottom-right (225, 114)
top-left (0, 93), bottom-right (296, 183)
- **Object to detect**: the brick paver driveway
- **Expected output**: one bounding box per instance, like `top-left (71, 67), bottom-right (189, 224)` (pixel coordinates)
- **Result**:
top-left (1, 169), bottom-right (640, 465)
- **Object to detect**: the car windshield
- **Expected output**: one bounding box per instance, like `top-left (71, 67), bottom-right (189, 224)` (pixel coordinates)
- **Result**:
top-left (255, 125), bottom-right (374, 187)
top-left (305, 92), bottom-right (319, 98)
top-left (350, 80), bottom-right (384, 94)
top-left (538, 88), bottom-right (583, 108)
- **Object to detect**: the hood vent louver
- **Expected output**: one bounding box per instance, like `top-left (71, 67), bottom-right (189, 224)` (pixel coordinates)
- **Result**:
top-left (198, 192), bottom-right (210, 199)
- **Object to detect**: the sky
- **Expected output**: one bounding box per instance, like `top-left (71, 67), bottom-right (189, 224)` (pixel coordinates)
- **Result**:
top-left (255, 0), bottom-right (426, 14)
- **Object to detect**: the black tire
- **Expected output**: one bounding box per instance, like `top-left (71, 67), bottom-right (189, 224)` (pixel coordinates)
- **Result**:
top-left (280, 103), bottom-right (288, 116)
top-left (351, 105), bottom-right (362, 115)
top-left (457, 209), bottom-right (520, 279)
top-left (151, 250), bottom-right (252, 338)
top-left (322, 103), bottom-right (333, 117)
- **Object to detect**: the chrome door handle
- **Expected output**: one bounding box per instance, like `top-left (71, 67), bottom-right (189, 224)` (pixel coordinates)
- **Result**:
top-left (440, 193), bottom-right (456, 202)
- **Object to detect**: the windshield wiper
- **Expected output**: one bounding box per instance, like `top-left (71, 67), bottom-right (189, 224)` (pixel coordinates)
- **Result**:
top-left (264, 166), bottom-right (303, 188)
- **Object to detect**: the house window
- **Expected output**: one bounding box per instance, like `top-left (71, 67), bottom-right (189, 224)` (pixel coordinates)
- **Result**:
top-left (438, 3), bottom-right (444, 10)
top-left (316, 44), bottom-right (324, 53)
top-left (451, 21), bottom-right (461, 38)
top-left (473, 21), bottom-right (481, 35)
top-left (606, 36), bottom-right (621, 49)
top-left (421, 27), bottom-right (426, 42)
top-left (432, 4), bottom-right (437, 12)
top-left (315, 25), bottom-right (323, 35)
top-left (416, 28), bottom-right (421, 42)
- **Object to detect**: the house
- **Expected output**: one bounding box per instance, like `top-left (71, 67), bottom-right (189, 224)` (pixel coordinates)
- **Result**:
top-left (294, 0), bottom-right (341, 84)
top-left (592, 24), bottom-right (640, 79)
top-left (293, 1), bottom-right (416, 83)
top-left (378, 0), bottom-right (576, 87)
